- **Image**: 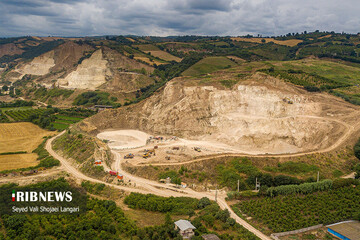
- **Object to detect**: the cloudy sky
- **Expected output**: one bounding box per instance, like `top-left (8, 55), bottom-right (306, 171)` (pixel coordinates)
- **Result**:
top-left (0, 0), bottom-right (359, 37)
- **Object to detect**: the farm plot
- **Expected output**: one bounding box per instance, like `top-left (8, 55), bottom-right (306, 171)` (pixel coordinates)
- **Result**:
top-left (53, 115), bottom-right (84, 130)
top-left (0, 122), bottom-right (52, 171)
top-left (232, 185), bottom-right (360, 233)
top-left (4, 108), bottom-right (44, 121)
top-left (0, 153), bottom-right (38, 171)
top-left (134, 44), bottom-right (182, 62)
top-left (0, 122), bottom-right (52, 153)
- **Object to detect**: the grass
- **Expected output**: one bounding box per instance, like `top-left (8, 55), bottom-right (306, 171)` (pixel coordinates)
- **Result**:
top-left (0, 106), bottom-right (33, 111)
top-left (182, 56), bottom-right (237, 76)
top-left (264, 162), bottom-right (319, 175)
top-left (260, 59), bottom-right (360, 104)
top-left (52, 122), bottom-right (69, 131)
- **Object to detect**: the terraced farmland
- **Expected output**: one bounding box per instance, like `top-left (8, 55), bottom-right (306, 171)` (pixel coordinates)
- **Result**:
top-left (4, 108), bottom-right (44, 121)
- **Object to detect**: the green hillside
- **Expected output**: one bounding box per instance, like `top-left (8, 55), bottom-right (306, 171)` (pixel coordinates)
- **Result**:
top-left (182, 56), bottom-right (237, 76)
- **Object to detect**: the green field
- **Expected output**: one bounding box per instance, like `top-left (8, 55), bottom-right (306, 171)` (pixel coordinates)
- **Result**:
top-left (261, 59), bottom-right (360, 104)
top-left (0, 106), bottom-right (33, 111)
top-left (182, 56), bottom-right (237, 76)
top-left (1, 106), bottom-right (85, 130)
top-left (232, 185), bottom-right (360, 233)
top-left (4, 108), bottom-right (45, 121)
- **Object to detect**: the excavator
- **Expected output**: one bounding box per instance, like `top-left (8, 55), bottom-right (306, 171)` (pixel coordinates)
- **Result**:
top-left (124, 153), bottom-right (134, 159)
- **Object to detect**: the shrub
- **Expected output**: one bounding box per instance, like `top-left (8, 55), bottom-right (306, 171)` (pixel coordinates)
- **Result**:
top-left (267, 179), bottom-right (333, 197)
top-left (354, 138), bottom-right (360, 160)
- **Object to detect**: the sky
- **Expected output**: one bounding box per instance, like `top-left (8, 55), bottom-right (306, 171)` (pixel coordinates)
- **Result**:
top-left (0, 0), bottom-right (359, 37)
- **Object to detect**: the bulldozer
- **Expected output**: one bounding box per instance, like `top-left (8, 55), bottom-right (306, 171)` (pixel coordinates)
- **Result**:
top-left (124, 153), bottom-right (134, 159)
top-left (143, 152), bottom-right (150, 159)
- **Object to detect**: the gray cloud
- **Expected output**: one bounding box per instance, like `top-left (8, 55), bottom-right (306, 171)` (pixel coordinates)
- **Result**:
top-left (0, 0), bottom-right (359, 37)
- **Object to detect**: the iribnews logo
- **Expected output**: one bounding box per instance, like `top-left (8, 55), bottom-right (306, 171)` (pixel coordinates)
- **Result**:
top-left (12, 190), bottom-right (73, 202)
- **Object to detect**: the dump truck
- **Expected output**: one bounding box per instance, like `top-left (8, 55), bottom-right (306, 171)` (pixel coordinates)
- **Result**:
top-left (109, 171), bottom-right (117, 176)
top-left (117, 174), bottom-right (123, 180)
top-left (124, 153), bottom-right (134, 159)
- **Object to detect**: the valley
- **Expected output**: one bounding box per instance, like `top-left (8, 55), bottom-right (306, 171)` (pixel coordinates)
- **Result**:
top-left (1, 32), bottom-right (360, 240)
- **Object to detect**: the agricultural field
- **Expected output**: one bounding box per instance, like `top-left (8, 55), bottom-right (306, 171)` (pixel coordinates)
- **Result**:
top-left (0, 153), bottom-right (38, 171)
top-left (53, 115), bottom-right (85, 130)
top-left (262, 59), bottom-right (360, 104)
top-left (0, 105), bottom-right (87, 131)
top-left (231, 37), bottom-right (303, 47)
top-left (4, 108), bottom-right (44, 121)
top-left (134, 44), bottom-right (182, 62)
top-left (0, 122), bottom-right (52, 171)
top-left (182, 56), bottom-right (237, 76)
top-left (232, 185), bottom-right (360, 234)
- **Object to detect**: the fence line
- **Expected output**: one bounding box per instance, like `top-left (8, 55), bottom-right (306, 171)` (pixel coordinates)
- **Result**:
top-left (270, 224), bottom-right (323, 240)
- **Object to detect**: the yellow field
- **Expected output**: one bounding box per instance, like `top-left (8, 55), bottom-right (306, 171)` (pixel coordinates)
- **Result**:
top-left (134, 57), bottom-right (166, 66)
top-left (0, 122), bottom-right (52, 153)
top-left (231, 37), bottom-right (303, 47)
top-left (0, 153), bottom-right (38, 171)
top-left (147, 51), bottom-right (182, 62)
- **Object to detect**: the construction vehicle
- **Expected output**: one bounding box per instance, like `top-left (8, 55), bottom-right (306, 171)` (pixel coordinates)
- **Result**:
top-left (124, 153), bottom-right (134, 159)
top-left (148, 149), bottom-right (155, 155)
top-left (172, 147), bottom-right (180, 150)
top-left (165, 155), bottom-right (171, 160)
top-left (194, 147), bottom-right (201, 152)
top-left (143, 152), bottom-right (150, 158)
top-left (109, 171), bottom-right (117, 176)
top-left (117, 174), bottom-right (123, 180)
top-left (94, 160), bottom-right (102, 165)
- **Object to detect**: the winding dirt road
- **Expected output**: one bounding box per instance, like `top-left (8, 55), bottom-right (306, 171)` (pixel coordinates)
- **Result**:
top-left (45, 132), bottom-right (271, 240)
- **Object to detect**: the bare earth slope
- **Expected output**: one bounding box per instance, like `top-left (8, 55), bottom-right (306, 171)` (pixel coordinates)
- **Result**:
top-left (79, 72), bottom-right (360, 154)
top-left (59, 49), bottom-right (109, 90)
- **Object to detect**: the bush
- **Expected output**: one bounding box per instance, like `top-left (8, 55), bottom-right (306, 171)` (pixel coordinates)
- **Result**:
top-left (267, 179), bottom-right (333, 197)
top-left (354, 138), bottom-right (360, 160)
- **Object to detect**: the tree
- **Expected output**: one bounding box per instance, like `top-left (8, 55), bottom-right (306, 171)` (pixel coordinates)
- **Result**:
top-left (197, 197), bottom-right (211, 209)
top-left (2, 85), bottom-right (8, 91)
top-left (354, 138), bottom-right (360, 160)
top-left (354, 163), bottom-right (360, 179)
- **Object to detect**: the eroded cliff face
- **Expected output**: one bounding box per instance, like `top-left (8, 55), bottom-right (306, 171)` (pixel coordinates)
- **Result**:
top-left (79, 73), bottom-right (352, 154)
top-left (59, 49), bottom-right (109, 90)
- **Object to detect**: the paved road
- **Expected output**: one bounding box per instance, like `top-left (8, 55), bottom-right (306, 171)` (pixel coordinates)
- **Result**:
top-left (46, 132), bottom-right (271, 240)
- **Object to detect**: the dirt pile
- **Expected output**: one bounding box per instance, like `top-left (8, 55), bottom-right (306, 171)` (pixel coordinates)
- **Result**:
top-left (80, 73), bottom-right (360, 154)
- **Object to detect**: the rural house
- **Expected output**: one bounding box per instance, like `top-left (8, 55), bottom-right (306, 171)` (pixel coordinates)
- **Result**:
top-left (174, 220), bottom-right (196, 239)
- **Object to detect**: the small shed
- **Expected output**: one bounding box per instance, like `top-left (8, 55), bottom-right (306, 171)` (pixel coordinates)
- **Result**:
top-left (202, 234), bottom-right (220, 240)
top-left (327, 221), bottom-right (360, 240)
top-left (174, 220), bottom-right (196, 239)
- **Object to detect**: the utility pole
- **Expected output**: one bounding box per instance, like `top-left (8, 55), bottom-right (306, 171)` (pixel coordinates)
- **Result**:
top-left (215, 186), bottom-right (218, 203)
top-left (255, 178), bottom-right (260, 191)
top-left (317, 171), bottom-right (320, 182)
top-left (237, 179), bottom-right (240, 192)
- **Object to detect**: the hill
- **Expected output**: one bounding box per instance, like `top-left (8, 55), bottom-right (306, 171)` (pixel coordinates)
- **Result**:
top-left (78, 66), bottom-right (360, 155)
top-left (182, 56), bottom-right (237, 76)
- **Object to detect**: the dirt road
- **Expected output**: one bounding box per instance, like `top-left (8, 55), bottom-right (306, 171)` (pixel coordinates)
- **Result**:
top-left (46, 132), bottom-right (271, 240)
